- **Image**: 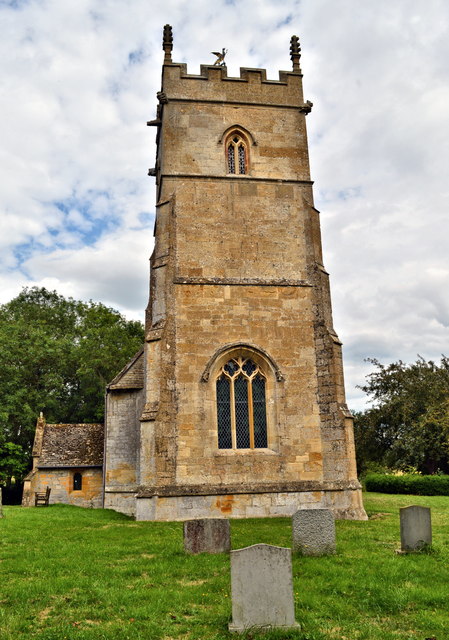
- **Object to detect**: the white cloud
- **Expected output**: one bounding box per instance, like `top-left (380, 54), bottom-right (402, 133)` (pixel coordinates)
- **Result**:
top-left (20, 224), bottom-right (150, 319)
top-left (1, 0), bottom-right (448, 409)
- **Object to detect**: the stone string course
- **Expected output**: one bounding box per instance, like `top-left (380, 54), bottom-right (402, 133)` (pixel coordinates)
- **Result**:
top-left (103, 29), bottom-right (367, 522)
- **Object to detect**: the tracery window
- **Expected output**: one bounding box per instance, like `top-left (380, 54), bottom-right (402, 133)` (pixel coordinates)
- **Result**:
top-left (227, 134), bottom-right (247, 174)
top-left (73, 472), bottom-right (82, 491)
top-left (216, 356), bottom-right (267, 449)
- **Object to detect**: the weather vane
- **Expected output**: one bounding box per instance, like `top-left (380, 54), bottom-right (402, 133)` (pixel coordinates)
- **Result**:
top-left (211, 47), bottom-right (227, 66)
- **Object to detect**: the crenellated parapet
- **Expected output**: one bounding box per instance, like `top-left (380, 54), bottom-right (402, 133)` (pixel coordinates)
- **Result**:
top-left (157, 24), bottom-right (310, 110)
top-left (161, 62), bottom-right (307, 109)
top-left (168, 63), bottom-right (302, 83)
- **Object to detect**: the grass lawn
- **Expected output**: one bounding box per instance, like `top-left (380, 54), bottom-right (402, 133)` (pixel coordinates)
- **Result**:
top-left (1, 493), bottom-right (448, 640)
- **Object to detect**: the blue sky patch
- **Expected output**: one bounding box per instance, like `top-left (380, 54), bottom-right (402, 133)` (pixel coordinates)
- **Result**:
top-left (12, 237), bottom-right (48, 277)
top-left (0, 0), bottom-right (30, 10)
top-left (137, 212), bottom-right (154, 227)
top-left (52, 192), bottom-right (120, 246)
top-left (276, 14), bottom-right (293, 28)
top-left (128, 48), bottom-right (145, 65)
top-left (337, 187), bottom-right (362, 201)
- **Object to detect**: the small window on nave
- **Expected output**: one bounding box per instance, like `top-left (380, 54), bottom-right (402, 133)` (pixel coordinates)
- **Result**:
top-left (73, 472), bottom-right (82, 491)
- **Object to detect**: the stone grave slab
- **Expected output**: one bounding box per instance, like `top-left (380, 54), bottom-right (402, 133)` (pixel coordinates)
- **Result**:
top-left (400, 505), bottom-right (432, 552)
top-left (183, 518), bottom-right (230, 554)
top-left (292, 508), bottom-right (336, 555)
top-left (229, 543), bottom-right (299, 632)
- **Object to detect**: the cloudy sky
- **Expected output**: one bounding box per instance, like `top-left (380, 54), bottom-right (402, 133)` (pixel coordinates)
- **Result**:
top-left (1, 0), bottom-right (449, 409)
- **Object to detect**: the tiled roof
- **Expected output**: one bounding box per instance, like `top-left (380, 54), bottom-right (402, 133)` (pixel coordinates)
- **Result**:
top-left (38, 422), bottom-right (104, 467)
top-left (107, 348), bottom-right (144, 390)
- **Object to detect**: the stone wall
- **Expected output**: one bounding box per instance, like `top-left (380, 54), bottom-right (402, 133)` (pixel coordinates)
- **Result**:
top-left (23, 467), bottom-right (103, 508)
top-left (172, 283), bottom-right (323, 487)
top-left (103, 32), bottom-right (366, 521)
top-left (22, 416), bottom-right (105, 509)
top-left (103, 388), bottom-right (144, 515)
top-left (135, 486), bottom-right (365, 521)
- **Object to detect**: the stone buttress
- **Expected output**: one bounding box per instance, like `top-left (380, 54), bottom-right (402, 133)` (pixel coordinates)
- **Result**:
top-left (104, 26), bottom-right (367, 521)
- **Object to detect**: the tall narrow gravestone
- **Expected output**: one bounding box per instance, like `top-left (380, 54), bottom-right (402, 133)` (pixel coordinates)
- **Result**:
top-left (183, 519), bottom-right (231, 554)
top-left (229, 544), bottom-right (299, 632)
top-left (292, 509), bottom-right (336, 555)
top-left (400, 505), bottom-right (432, 552)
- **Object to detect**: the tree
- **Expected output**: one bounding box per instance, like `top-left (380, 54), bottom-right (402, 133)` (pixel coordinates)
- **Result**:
top-left (0, 441), bottom-right (28, 486)
top-left (354, 356), bottom-right (449, 474)
top-left (0, 287), bottom-right (144, 482)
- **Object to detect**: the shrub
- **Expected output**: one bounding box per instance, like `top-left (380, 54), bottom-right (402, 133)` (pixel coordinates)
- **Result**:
top-left (365, 473), bottom-right (449, 496)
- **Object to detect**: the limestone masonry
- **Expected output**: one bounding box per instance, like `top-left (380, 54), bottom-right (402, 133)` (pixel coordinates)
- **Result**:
top-left (22, 414), bottom-right (104, 508)
top-left (24, 28), bottom-right (366, 521)
top-left (103, 25), bottom-right (366, 520)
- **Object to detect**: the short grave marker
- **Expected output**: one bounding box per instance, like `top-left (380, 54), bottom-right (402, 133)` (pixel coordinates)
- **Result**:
top-left (183, 518), bottom-right (230, 554)
top-left (400, 505), bottom-right (432, 552)
top-left (292, 508), bottom-right (336, 555)
top-left (229, 543), bottom-right (299, 632)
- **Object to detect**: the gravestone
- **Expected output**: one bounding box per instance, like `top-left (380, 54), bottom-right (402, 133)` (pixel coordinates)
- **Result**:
top-left (183, 518), bottom-right (230, 554)
top-left (292, 508), bottom-right (336, 555)
top-left (400, 505), bottom-right (432, 552)
top-left (229, 544), bottom-right (299, 632)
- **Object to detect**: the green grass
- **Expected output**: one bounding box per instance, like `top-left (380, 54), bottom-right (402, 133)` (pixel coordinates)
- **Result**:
top-left (1, 493), bottom-right (448, 639)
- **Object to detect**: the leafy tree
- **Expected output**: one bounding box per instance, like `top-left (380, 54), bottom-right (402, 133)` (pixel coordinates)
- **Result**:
top-left (0, 441), bottom-right (28, 486)
top-left (0, 287), bottom-right (144, 482)
top-left (354, 356), bottom-right (449, 475)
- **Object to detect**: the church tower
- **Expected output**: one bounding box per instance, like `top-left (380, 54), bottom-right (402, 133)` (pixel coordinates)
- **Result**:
top-left (104, 26), bottom-right (366, 521)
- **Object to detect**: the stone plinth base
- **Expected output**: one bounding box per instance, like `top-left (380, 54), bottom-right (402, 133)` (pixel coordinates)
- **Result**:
top-left (134, 483), bottom-right (367, 521)
top-left (104, 490), bottom-right (138, 516)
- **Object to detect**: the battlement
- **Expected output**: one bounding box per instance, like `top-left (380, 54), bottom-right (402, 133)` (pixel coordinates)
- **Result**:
top-left (159, 25), bottom-right (306, 108)
top-left (162, 61), bottom-right (306, 108)
top-left (167, 62), bottom-right (301, 85)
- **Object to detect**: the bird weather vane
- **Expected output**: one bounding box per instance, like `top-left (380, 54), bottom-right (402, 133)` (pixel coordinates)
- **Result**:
top-left (211, 47), bottom-right (227, 66)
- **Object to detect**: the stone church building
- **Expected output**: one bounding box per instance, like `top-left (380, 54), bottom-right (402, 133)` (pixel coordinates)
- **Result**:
top-left (22, 414), bottom-right (104, 508)
top-left (103, 26), bottom-right (366, 521)
top-left (25, 27), bottom-right (366, 521)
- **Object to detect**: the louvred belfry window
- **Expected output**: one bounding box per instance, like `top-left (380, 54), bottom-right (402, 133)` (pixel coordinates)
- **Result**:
top-left (227, 134), bottom-right (247, 174)
top-left (216, 356), bottom-right (268, 449)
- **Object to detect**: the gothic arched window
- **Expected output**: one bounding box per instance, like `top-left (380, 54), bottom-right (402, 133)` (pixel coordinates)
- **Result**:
top-left (227, 133), bottom-right (248, 175)
top-left (216, 356), bottom-right (267, 449)
top-left (73, 472), bottom-right (82, 491)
